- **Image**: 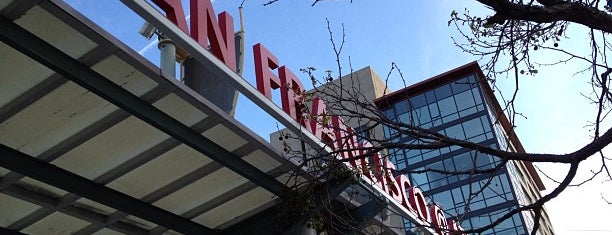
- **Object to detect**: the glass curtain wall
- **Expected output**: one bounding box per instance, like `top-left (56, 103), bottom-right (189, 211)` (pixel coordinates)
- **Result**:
top-left (382, 75), bottom-right (528, 235)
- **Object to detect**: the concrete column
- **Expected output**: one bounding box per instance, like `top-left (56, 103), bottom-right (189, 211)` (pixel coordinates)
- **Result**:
top-left (158, 39), bottom-right (176, 78)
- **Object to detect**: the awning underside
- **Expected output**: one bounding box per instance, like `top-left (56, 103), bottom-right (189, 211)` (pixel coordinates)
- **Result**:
top-left (0, 1), bottom-right (304, 234)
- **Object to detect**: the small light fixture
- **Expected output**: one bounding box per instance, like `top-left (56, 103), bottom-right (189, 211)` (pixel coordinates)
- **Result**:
top-left (139, 22), bottom-right (157, 40)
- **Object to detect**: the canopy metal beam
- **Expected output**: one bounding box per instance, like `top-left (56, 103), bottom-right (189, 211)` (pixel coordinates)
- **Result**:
top-left (0, 227), bottom-right (28, 235)
top-left (5, 116), bottom-right (219, 231)
top-left (2, 185), bottom-right (149, 234)
top-left (0, 14), bottom-right (288, 195)
top-left (0, 143), bottom-right (216, 234)
top-left (0, 87), bottom-right (168, 191)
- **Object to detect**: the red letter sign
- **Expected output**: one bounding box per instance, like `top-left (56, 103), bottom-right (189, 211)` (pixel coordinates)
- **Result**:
top-left (384, 161), bottom-right (404, 204)
top-left (190, 0), bottom-right (237, 71)
top-left (253, 43), bottom-right (280, 100)
top-left (279, 66), bottom-right (305, 120)
top-left (409, 186), bottom-right (431, 223)
top-left (331, 117), bottom-right (360, 162)
top-left (310, 97), bottom-right (336, 147)
top-left (151, 0), bottom-right (189, 33)
top-left (430, 204), bottom-right (448, 234)
top-left (448, 219), bottom-right (465, 235)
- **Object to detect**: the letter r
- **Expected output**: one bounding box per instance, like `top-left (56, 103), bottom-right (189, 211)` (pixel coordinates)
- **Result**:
top-left (279, 66), bottom-right (305, 120)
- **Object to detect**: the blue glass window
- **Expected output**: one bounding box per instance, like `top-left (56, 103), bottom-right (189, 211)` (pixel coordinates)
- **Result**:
top-left (433, 191), bottom-right (453, 210)
top-left (475, 154), bottom-right (493, 168)
top-left (454, 152), bottom-right (472, 172)
top-left (411, 94), bottom-right (427, 109)
top-left (428, 103), bottom-right (440, 118)
top-left (463, 117), bottom-right (485, 139)
top-left (425, 90), bottom-right (436, 104)
top-left (383, 108), bottom-right (394, 118)
top-left (434, 84), bottom-right (453, 100)
top-left (397, 112), bottom-right (410, 125)
top-left (451, 77), bottom-right (473, 94)
top-left (445, 124), bottom-right (465, 140)
top-left (414, 106), bottom-right (430, 126)
top-left (455, 89), bottom-right (476, 111)
top-left (394, 100), bottom-right (409, 115)
top-left (438, 96), bottom-right (458, 118)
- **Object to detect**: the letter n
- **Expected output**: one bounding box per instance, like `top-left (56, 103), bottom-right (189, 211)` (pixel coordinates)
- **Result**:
top-left (190, 0), bottom-right (237, 71)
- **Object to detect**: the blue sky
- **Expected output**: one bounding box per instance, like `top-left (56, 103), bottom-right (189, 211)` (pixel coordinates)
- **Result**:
top-left (65, 0), bottom-right (612, 234)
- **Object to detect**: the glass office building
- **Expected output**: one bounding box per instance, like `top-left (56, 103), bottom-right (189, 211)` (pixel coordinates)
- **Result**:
top-left (376, 63), bottom-right (553, 234)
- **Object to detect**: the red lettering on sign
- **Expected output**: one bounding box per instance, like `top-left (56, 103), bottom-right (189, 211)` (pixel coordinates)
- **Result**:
top-left (395, 175), bottom-right (413, 208)
top-left (409, 186), bottom-right (431, 223)
top-left (331, 117), bottom-right (360, 162)
top-left (241, 4), bottom-right (462, 232)
top-left (355, 142), bottom-right (375, 181)
top-left (151, 0), bottom-right (189, 33)
top-left (448, 219), bottom-right (466, 235)
top-left (253, 43), bottom-right (280, 100)
top-left (190, 0), bottom-right (236, 71)
top-left (310, 97), bottom-right (335, 147)
top-left (430, 204), bottom-right (448, 235)
top-left (370, 152), bottom-right (389, 192)
top-left (384, 161), bottom-right (404, 204)
top-left (279, 66), bottom-right (305, 121)
top-left (151, 0), bottom-right (237, 71)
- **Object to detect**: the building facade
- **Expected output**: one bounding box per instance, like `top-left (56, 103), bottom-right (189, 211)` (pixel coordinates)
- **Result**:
top-left (307, 62), bottom-right (555, 234)
top-left (374, 62), bottom-right (554, 234)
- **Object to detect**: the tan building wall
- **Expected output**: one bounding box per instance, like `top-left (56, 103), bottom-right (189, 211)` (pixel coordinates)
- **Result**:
top-left (270, 66), bottom-right (390, 162)
top-left (308, 66), bottom-right (389, 141)
top-left (269, 66), bottom-right (405, 235)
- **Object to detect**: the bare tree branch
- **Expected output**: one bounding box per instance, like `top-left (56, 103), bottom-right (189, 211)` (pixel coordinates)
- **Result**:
top-left (478, 0), bottom-right (612, 33)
